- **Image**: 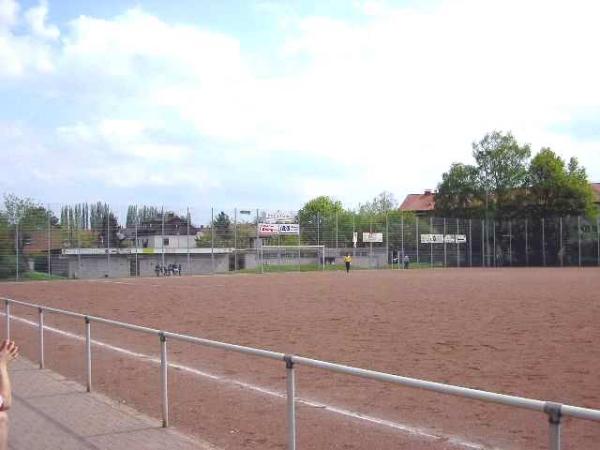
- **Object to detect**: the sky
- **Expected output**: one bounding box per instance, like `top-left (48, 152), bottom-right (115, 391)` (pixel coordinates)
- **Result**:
top-left (1, 0), bottom-right (599, 216)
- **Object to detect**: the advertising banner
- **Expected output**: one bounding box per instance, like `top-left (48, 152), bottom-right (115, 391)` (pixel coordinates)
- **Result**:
top-left (259, 223), bottom-right (300, 237)
top-left (362, 232), bottom-right (383, 243)
top-left (421, 234), bottom-right (467, 244)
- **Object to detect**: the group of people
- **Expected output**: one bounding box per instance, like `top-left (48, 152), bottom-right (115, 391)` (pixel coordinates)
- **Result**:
top-left (154, 264), bottom-right (183, 277)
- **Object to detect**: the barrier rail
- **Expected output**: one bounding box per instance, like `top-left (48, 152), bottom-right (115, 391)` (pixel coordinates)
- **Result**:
top-left (2, 296), bottom-right (600, 449)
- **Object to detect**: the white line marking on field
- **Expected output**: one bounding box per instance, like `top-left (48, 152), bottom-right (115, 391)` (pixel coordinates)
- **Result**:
top-left (6, 313), bottom-right (494, 450)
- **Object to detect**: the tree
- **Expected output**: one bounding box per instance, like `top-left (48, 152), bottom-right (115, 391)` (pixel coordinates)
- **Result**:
top-left (298, 196), bottom-right (344, 244)
top-left (528, 149), bottom-right (595, 217)
top-left (472, 131), bottom-right (531, 215)
top-left (358, 191), bottom-right (399, 215)
top-left (435, 164), bottom-right (482, 217)
top-left (213, 211), bottom-right (232, 243)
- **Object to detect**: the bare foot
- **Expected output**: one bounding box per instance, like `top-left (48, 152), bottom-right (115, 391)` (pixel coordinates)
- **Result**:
top-left (0, 341), bottom-right (18, 368)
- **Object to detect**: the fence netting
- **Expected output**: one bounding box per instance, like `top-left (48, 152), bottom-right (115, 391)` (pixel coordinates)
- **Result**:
top-left (0, 204), bottom-right (598, 280)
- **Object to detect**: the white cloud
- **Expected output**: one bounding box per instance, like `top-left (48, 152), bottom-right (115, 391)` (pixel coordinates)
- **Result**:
top-left (25, 0), bottom-right (59, 40)
top-left (1, 0), bottom-right (600, 208)
top-left (0, 0), bottom-right (18, 28)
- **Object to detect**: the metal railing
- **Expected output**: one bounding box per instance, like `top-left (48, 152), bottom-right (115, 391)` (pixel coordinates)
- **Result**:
top-left (3, 297), bottom-right (600, 450)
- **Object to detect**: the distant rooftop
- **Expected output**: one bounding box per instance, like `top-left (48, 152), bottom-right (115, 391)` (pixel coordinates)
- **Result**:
top-left (399, 189), bottom-right (436, 213)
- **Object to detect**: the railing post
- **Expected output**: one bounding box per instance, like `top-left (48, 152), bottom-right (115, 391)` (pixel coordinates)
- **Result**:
top-left (38, 308), bottom-right (45, 369)
top-left (284, 355), bottom-right (296, 450)
top-left (160, 332), bottom-right (169, 427)
top-left (85, 317), bottom-right (92, 392)
top-left (5, 300), bottom-right (10, 341)
top-left (545, 402), bottom-right (562, 450)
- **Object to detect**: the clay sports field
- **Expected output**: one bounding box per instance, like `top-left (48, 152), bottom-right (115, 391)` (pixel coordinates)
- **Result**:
top-left (1, 268), bottom-right (599, 449)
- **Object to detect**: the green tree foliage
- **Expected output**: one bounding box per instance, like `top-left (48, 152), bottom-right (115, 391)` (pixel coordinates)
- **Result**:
top-left (528, 149), bottom-right (596, 217)
top-left (0, 213), bottom-right (15, 279)
top-left (472, 131), bottom-right (531, 215)
top-left (298, 196), bottom-right (344, 244)
top-left (435, 164), bottom-right (482, 218)
top-left (435, 131), bottom-right (594, 219)
top-left (358, 191), bottom-right (399, 215)
top-left (213, 211), bottom-right (232, 243)
top-left (126, 205), bottom-right (161, 227)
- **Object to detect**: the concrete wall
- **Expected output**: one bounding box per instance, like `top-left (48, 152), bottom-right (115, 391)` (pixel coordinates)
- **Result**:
top-left (65, 254), bottom-right (230, 279)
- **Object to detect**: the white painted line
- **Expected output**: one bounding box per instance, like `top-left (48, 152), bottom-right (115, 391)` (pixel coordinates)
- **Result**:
top-left (6, 313), bottom-right (494, 450)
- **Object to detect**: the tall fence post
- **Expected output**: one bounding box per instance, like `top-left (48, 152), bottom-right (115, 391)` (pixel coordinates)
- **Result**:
top-left (493, 221), bottom-right (496, 267)
top-left (545, 402), bottom-right (562, 450)
top-left (430, 216), bottom-right (433, 268)
top-left (456, 218), bottom-right (460, 267)
top-left (106, 205), bottom-right (110, 277)
top-left (415, 216), bottom-right (419, 265)
top-left (469, 219), bottom-right (472, 267)
top-left (15, 220), bottom-right (19, 281)
top-left (38, 308), bottom-right (44, 369)
top-left (525, 218), bottom-right (529, 266)
top-left (481, 219), bottom-right (484, 267)
top-left (161, 207), bottom-right (166, 268)
top-left (317, 213), bottom-right (320, 247)
top-left (211, 207), bottom-right (215, 274)
top-left (443, 218), bottom-right (447, 267)
top-left (542, 218), bottom-right (546, 267)
top-left (4, 300), bottom-right (10, 340)
top-left (335, 211), bottom-right (339, 251)
top-left (47, 205), bottom-right (51, 277)
top-left (234, 208), bottom-right (238, 272)
top-left (284, 355), bottom-right (296, 450)
top-left (385, 212), bottom-right (389, 268)
top-left (578, 215), bottom-right (582, 267)
top-left (187, 208), bottom-right (192, 274)
top-left (508, 220), bottom-right (512, 266)
top-left (135, 218), bottom-right (139, 276)
top-left (160, 332), bottom-right (169, 427)
top-left (85, 317), bottom-right (92, 392)
top-left (400, 213), bottom-right (404, 265)
top-left (559, 217), bottom-right (563, 267)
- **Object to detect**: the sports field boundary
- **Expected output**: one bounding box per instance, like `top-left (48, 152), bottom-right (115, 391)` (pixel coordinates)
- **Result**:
top-left (3, 297), bottom-right (600, 450)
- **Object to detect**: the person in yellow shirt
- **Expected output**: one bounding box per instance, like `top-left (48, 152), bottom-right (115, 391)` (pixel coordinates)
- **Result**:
top-left (343, 253), bottom-right (352, 273)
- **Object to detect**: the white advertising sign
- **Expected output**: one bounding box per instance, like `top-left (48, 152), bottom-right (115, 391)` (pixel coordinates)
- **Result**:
top-left (363, 232), bottom-right (383, 243)
top-left (264, 210), bottom-right (296, 224)
top-left (258, 223), bottom-right (300, 237)
top-left (421, 234), bottom-right (467, 244)
top-left (421, 234), bottom-right (444, 244)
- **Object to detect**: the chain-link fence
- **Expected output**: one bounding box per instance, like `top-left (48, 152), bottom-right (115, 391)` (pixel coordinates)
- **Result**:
top-left (1, 204), bottom-right (599, 281)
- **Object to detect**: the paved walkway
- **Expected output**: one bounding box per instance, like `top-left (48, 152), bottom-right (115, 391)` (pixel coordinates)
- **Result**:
top-left (8, 358), bottom-right (217, 450)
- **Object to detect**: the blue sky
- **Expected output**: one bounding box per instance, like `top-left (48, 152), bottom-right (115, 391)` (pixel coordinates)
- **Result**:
top-left (1, 0), bottom-right (599, 218)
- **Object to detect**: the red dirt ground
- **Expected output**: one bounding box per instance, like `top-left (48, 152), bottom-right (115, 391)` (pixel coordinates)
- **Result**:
top-left (1, 268), bottom-right (599, 449)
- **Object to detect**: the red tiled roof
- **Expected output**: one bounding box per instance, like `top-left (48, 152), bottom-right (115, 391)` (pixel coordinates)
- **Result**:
top-left (399, 192), bottom-right (436, 212)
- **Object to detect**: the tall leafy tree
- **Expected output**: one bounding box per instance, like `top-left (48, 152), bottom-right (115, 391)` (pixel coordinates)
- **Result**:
top-left (528, 149), bottom-right (595, 217)
top-left (435, 163), bottom-right (482, 218)
top-left (358, 191), bottom-right (399, 215)
top-left (472, 131), bottom-right (531, 215)
top-left (298, 196), bottom-right (344, 244)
